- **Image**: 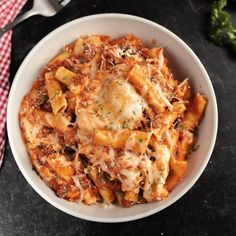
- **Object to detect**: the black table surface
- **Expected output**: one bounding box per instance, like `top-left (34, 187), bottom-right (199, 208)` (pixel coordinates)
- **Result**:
top-left (1, 0), bottom-right (236, 235)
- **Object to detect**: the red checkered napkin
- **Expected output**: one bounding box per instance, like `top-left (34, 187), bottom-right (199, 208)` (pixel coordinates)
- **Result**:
top-left (0, 0), bottom-right (27, 167)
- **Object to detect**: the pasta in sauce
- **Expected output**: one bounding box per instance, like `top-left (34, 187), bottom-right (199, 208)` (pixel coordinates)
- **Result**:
top-left (19, 34), bottom-right (207, 207)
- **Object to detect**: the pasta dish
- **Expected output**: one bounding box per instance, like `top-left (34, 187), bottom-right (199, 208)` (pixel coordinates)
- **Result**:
top-left (19, 34), bottom-right (206, 207)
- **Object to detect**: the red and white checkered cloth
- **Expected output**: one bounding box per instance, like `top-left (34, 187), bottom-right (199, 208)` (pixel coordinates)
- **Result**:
top-left (0, 0), bottom-right (27, 167)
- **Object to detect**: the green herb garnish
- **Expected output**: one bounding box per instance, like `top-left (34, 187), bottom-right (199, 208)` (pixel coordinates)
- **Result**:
top-left (209, 0), bottom-right (236, 53)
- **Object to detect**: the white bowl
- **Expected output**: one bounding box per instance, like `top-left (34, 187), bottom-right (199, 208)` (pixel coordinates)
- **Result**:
top-left (7, 14), bottom-right (218, 223)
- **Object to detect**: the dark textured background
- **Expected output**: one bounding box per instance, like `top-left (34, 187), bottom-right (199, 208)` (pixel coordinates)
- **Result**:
top-left (0, 0), bottom-right (236, 235)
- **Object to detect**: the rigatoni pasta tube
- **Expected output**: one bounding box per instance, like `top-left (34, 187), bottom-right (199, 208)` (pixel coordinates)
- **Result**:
top-left (164, 158), bottom-right (187, 192)
top-left (180, 94), bottom-right (207, 131)
top-left (45, 72), bottom-right (67, 115)
top-left (93, 129), bottom-right (151, 153)
top-left (35, 109), bottom-right (70, 133)
top-left (46, 153), bottom-right (75, 181)
top-left (152, 102), bottom-right (186, 141)
top-left (55, 66), bottom-right (76, 86)
top-left (128, 64), bottom-right (166, 112)
top-left (88, 166), bottom-right (115, 203)
top-left (48, 51), bottom-right (71, 66)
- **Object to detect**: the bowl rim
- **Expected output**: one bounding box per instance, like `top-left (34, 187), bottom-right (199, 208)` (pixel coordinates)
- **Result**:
top-left (7, 13), bottom-right (218, 223)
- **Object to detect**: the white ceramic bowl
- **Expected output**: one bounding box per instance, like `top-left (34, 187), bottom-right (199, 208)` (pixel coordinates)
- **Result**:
top-left (7, 14), bottom-right (218, 223)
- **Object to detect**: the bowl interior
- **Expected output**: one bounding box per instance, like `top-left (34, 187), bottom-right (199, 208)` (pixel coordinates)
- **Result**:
top-left (7, 14), bottom-right (217, 222)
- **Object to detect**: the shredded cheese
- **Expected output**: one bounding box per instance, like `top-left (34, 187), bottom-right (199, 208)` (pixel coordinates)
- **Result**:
top-left (154, 82), bottom-right (173, 108)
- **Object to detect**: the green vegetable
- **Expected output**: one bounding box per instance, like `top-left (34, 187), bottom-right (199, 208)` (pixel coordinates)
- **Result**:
top-left (209, 0), bottom-right (236, 53)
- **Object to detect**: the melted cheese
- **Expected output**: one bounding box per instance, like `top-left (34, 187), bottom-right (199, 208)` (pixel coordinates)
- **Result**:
top-left (118, 152), bottom-right (141, 192)
top-left (77, 77), bottom-right (146, 131)
top-left (140, 144), bottom-right (170, 200)
top-left (100, 78), bottom-right (145, 129)
top-left (20, 115), bottom-right (44, 148)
